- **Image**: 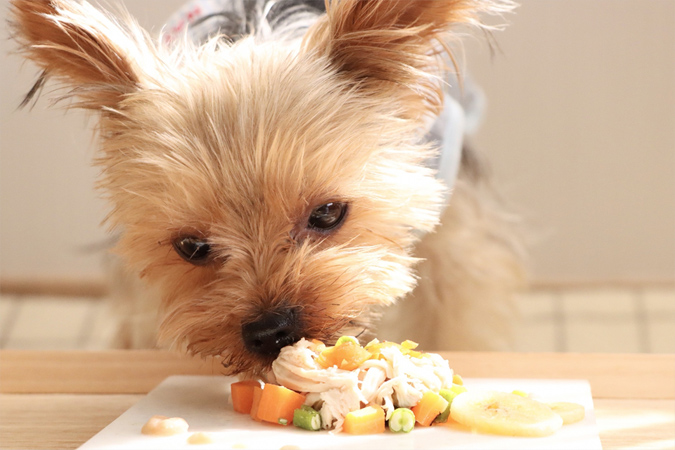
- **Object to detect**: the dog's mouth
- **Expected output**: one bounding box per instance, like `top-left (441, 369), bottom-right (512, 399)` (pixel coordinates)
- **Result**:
top-left (195, 298), bottom-right (377, 376)
top-left (219, 316), bottom-right (373, 376)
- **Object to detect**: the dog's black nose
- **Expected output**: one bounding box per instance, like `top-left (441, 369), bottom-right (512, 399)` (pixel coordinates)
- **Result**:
top-left (241, 308), bottom-right (302, 356)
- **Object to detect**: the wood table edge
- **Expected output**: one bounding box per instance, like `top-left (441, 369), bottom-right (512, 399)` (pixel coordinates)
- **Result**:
top-left (1, 350), bottom-right (673, 399)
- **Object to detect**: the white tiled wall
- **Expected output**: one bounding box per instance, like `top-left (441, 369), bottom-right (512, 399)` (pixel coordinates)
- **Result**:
top-left (0, 288), bottom-right (673, 352)
top-left (515, 288), bottom-right (675, 354)
top-left (0, 295), bottom-right (116, 350)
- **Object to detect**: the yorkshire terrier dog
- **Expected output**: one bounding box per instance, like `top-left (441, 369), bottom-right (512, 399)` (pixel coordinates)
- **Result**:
top-left (10, 0), bottom-right (525, 375)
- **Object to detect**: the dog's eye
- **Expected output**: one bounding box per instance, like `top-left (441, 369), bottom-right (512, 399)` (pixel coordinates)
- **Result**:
top-left (173, 236), bottom-right (211, 265)
top-left (307, 202), bottom-right (348, 231)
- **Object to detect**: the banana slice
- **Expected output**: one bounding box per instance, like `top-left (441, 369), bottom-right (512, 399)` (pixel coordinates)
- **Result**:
top-left (548, 402), bottom-right (585, 425)
top-left (450, 391), bottom-right (563, 437)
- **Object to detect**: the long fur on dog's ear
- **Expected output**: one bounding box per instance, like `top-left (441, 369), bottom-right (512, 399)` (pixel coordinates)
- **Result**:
top-left (305, 0), bottom-right (513, 119)
top-left (9, 0), bottom-right (156, 109)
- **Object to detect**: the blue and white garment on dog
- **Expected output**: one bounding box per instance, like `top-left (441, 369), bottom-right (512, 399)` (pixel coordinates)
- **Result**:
top-left (163, 0), bottom-right (485, 199)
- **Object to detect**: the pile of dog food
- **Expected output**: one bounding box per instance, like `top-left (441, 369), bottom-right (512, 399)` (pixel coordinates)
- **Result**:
top-left (230, 337), bottom-right (585, 436)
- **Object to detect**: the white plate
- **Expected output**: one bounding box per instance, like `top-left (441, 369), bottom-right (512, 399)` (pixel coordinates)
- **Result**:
top-left (79, 375), bottom-right (602, 449)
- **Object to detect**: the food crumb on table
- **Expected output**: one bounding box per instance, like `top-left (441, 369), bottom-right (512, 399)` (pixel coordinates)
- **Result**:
top-left (141, 415), bottom-right (189, 436)
top-left (187, 431), bottom-right (214, 444)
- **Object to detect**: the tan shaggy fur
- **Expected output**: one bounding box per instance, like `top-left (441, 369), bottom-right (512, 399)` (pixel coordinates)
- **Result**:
top-left (10, 0), bottom-right (524, 376)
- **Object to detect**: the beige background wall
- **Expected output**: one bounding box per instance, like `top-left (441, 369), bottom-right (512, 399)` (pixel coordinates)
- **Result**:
top-left (1, 0), bottom-right (673, 285)
top-left (465, 1), bottom-right (675, 283)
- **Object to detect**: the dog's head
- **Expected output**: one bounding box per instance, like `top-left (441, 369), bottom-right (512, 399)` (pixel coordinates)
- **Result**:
top-left (11, 0), bottom-right (509, 374)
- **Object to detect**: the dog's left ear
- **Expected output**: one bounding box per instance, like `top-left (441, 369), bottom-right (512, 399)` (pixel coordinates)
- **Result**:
top-left (10, 0), bottom-right (154, 110)
top-left (306, 0), bottom-right (511, 120)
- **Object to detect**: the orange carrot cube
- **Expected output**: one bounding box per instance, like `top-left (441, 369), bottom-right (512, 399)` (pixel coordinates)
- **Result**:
top-left (411, 391), bottom-right (449, 427)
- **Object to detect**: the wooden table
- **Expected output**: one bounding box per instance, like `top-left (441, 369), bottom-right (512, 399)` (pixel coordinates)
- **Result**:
top-left (0, 351), bottom-right (673, 449)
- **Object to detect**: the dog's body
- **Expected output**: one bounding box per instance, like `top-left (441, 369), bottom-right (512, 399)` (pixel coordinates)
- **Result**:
top-left (11, 0), bottom-right (524, 376)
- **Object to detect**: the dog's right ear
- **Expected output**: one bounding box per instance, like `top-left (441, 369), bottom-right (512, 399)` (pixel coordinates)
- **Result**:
top-left (9, 0), bottom-right (154, 110)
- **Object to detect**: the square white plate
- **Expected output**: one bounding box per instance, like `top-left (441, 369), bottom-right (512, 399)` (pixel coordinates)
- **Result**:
top-left (79, 376), bottom-right (602, 449)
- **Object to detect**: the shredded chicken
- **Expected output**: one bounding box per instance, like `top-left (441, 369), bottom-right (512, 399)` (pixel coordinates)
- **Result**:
top-left (360, 366), bottom-right (387, 404)
top-left (272, 338), bottom-right (454, 431)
